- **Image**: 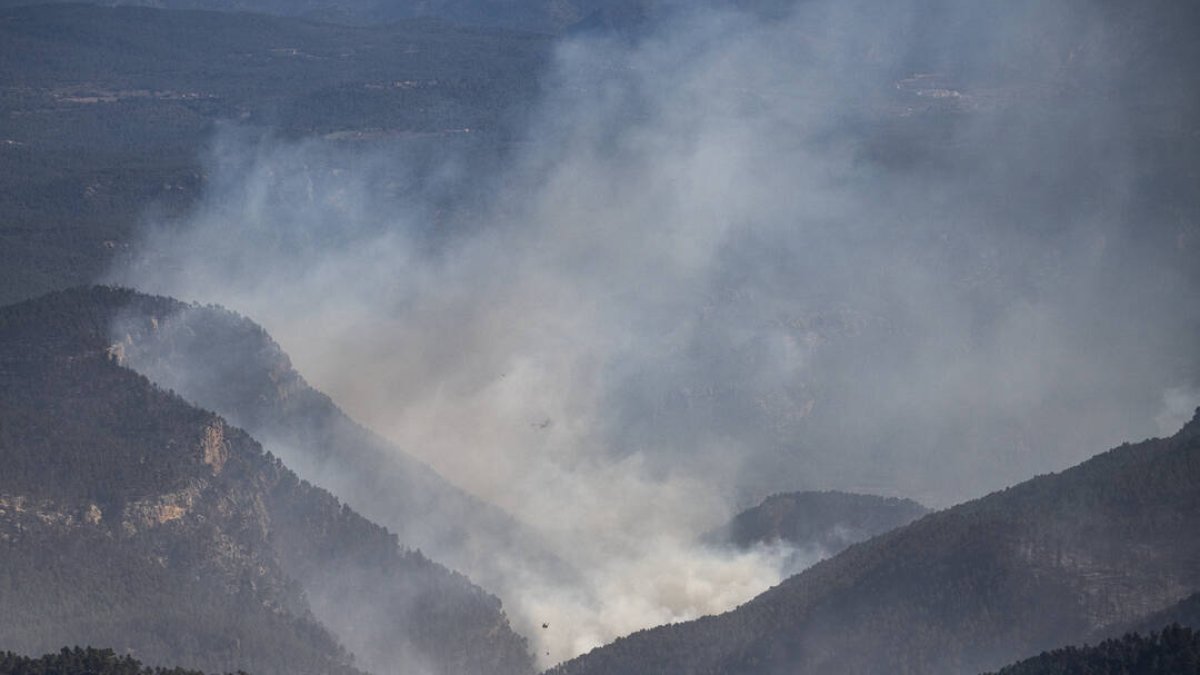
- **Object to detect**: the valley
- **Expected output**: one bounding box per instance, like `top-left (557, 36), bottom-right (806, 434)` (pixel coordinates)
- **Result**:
top-left (1, 1), bottom-right (1199, 674)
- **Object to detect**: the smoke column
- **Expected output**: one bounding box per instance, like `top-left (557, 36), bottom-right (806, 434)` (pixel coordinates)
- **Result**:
top-left (108, 0), bottom-right (1200, 663)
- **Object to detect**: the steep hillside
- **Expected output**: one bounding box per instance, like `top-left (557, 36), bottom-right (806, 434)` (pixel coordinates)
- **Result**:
top-left (0, 287), bottom-right (533, 675)
top-left (716, 491), bottom-right (928, 552)
top-left (550, 413), bottom-right (1200, 674)
top-left (99, 286), bottom-right (572, 601)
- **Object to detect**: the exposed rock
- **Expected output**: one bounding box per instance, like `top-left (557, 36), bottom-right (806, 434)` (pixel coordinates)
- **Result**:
top-left (201, 421), bottom-right (230, 475)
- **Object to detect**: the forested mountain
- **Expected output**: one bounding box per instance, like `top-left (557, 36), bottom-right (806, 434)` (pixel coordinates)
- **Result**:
top-left (714, 490), bottom-right (928, 552)
top-left (549, 413), bottom-right (1200, 674)
top-left (0, 4), bottom-right (550, 307)
top-left (985, 625), bottom-right (1200, 675)
top-left (0, 287), bottom-right (533, 675)
top-left (102, 285), bottom-right (572, 601)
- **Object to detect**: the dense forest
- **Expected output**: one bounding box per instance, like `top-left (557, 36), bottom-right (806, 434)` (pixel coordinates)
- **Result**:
top-left (0, 286), bottom-right (533, 675)
top-left (986, 625), bottom-right (1200, 675)
top-left (0, 647), bottom-right (239, 675)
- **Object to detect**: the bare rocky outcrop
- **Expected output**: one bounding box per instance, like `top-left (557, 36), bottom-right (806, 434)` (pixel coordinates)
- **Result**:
top-left (200, 421), bottom-right (230, 475)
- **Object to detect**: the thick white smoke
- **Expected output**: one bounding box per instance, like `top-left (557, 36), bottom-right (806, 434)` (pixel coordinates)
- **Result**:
top-left (108, 0), bottom-right (1200, 665)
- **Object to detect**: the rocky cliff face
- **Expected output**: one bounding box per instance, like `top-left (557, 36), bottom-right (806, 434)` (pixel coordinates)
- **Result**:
top-left (104, 291), bottom-right (574, 613)
top-left (0, 286), bottom-right (533, 675)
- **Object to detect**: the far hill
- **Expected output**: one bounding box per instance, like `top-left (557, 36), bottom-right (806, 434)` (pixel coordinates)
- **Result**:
top-left (0, 287), bottom-right (533, 675)
top-left (0, 4), bottom-right (550, 306)
top-left (0, 0), bottom-right (655, 33)
top-left (716, 490), bottom-right (928, 552)
top-left (550, 411), bottom-right (1200, 674)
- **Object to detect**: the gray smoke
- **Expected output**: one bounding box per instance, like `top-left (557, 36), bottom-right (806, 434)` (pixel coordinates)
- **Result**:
top-left (108, 0), bottom-right (1200, 665)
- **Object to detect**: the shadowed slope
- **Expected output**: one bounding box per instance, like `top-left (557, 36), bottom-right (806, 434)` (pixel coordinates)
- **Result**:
top-left (101, 287), bottom-right (574, 603)
top-left (551, 412), bottom-right (1200, 674)
top-left (0, 287), bottom-right (533, 675)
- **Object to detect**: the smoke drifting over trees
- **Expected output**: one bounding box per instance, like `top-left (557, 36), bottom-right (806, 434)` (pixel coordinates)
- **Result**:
top-left (107, 0), bottom-right (1200, 664)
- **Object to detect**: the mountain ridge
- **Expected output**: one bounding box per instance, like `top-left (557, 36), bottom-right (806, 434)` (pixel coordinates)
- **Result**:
top-left (549, 409), bottom-right (1200, 674)
top-left (0, 286), bottom-right (534, 675)
top-left (100, 285), bottom-right (575, 606)
top-left (715, 490), bottom-right (929, 551)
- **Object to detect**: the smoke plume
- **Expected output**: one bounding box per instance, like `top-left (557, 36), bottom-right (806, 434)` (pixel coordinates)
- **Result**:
top-left (108, 0), bottom-right (1200, 664)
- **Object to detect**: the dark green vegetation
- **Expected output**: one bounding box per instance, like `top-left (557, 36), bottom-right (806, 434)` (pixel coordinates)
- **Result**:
top-left (0, 3), bottom-right (551, 306)
top-left (715, 490), bottom-right (928, 552)
top-left (106, 286), bottom-right (571, 603)
top-left (549, 413), bottom-right (1200, 674)
top-left (986, 625), bottom-right (1200, 675)
top-left (0, 286), bottom-right (534, 675)
top-left (0, 647), bottom-right (237, 675)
